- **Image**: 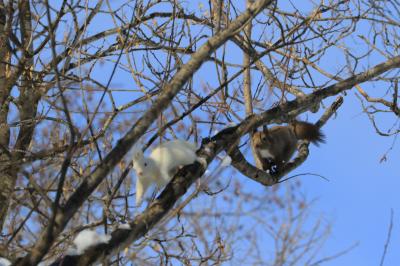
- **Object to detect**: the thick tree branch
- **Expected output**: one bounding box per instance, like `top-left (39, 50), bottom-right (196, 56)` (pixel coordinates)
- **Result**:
top-left (242, 0), bottom-right (263, 169)
top-left (228, 96), bottom-right (343, 185)
top-left (1, 0), bottom-right (38, 232)
top-left (0, 0), bottom-right (13, 239)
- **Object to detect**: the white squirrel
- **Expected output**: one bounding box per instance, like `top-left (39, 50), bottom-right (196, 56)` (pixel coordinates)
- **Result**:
top-left (132, 139), bottom-right (205, 205)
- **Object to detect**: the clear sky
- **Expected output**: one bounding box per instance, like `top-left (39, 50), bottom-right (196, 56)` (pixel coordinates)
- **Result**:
top-left (301, 94), bottom-right (400, 266)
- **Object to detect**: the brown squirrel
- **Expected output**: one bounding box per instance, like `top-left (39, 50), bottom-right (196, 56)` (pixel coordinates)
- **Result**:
top-left (252, 121), bottom-right (325, 174)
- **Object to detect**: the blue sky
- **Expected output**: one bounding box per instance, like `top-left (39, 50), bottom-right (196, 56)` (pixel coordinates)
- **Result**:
top-left (301, 94), bottom-right (400, 266)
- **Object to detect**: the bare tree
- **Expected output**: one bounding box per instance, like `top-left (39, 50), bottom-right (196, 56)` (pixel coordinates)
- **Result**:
top-left (0, 0), bottom-right (398, 265)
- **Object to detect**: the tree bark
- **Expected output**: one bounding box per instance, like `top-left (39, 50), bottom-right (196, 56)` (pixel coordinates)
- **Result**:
top-left (0, 0), bottom-right (39, 232)
top-left (0, 0), bottom-right (13, 233)
top-left (243, 0), bottom-right (263, 168)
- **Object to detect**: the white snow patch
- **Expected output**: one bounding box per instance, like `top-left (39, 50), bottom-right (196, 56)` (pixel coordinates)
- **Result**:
top-left (72, 229), bottom-right (111, 254)
top-left (118, 223), bottom-right (131, 230)
top-left (221, 156), bottom-right (232, 167)
top-left (0, 257), bottom-right (11, 266)
top-left (204, 169), bottom-right (211, 176)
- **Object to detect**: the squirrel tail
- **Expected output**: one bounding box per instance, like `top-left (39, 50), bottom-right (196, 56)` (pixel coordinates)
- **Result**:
top-left (292, 121), bottom-right (325, 146)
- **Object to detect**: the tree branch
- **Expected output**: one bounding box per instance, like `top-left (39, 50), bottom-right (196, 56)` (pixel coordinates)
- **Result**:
top-left (228, 96), bottom-right (343, 185)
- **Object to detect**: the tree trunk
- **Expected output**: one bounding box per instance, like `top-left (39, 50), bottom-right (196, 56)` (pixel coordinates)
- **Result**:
top-left (0, 0), bottom-right (13, 233)
top-left (0, 0), bottom-right (39, 232)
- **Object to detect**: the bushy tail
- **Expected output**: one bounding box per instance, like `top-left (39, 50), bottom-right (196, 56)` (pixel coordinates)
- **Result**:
top-left (292, 121), bottom-right (325, 146)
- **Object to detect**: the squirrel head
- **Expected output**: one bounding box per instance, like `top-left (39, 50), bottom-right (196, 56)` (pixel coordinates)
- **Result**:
top-left (132, 150), bottom-right (159, 178)
top-left (132, 150), bottom-right (147, 177)
top-left (252, 130), bottom-right (272, 149)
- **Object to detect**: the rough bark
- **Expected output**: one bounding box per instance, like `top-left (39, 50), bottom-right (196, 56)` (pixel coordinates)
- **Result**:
top-left (0, 0), bottom-right (13, 233)
top-left (242, 0), bottom-right (263, 169)
top-left (0, 0), bottom-right (40, 234)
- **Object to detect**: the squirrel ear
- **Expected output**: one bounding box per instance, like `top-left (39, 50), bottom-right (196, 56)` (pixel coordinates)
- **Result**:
top-left (133, 149), bottom-right (144, 160)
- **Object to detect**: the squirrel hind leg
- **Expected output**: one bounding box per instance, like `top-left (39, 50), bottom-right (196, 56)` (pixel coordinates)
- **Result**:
top-left (261, 158), bottom-right (271, 171)
top-left (195, 156), bottom-right (208, 168)
top-left (168, 166), bottom-right (180, 178)
top-left (159, 169), bottom-right (172, 185)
